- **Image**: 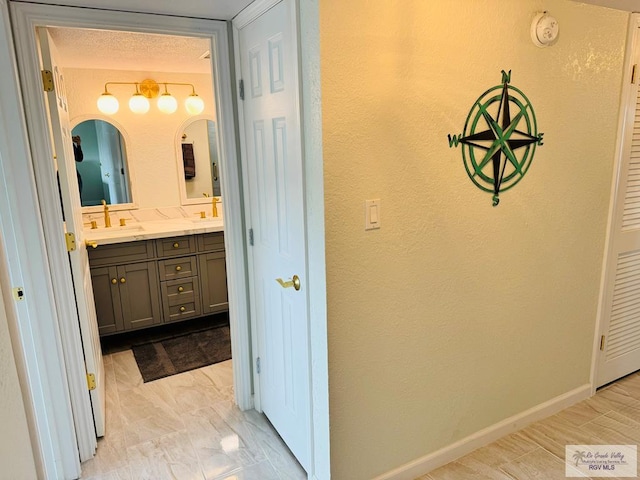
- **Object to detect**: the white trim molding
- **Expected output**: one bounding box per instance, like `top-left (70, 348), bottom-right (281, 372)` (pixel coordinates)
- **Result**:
top-left (372, 384), bottom-right (592, 480)
top-left (0, 1), bottom-right (81, 477)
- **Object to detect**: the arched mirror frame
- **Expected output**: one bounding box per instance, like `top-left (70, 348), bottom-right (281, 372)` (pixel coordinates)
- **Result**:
top-left (175, 114), bottom-right (221, 206)
top-left (70, 115), bottom-right (138, 213)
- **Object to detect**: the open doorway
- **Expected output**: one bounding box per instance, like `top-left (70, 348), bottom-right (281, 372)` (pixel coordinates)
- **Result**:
top-left (35, 23), bottom-right (307, 479)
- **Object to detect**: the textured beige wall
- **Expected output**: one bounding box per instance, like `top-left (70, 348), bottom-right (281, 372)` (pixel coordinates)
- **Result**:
top-left (320, 1), bottom-right (628, 478)
top-left (0, 261), bottom-right (38, 478)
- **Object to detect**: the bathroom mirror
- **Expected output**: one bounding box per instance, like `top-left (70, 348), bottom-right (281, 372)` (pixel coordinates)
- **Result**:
top-left (178, 117), bottom-right (221, 204)
top-left (71, 119), bottom-right (133, 208)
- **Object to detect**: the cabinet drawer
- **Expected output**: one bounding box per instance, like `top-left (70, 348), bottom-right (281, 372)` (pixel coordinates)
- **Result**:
top-left (164, 300), bottom-right (201, 323)
top-left (88, 240), bottom-right (155, 267)
top-left (158, 256), bottom-right (197, 281)
top-left (197, 232), bottom-right (225, 252)
top-left (161, 277), bottom-right (198, 306)
top-left (156, 236), bottom-right (196, 257)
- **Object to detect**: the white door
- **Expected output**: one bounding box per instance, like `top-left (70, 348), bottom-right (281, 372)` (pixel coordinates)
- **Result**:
top-left (598, 24), bottom-right (640, 387)
top-left (38, 28), bottom-right (106, 436)
top-left (238, 0), bottom-right (311, 471)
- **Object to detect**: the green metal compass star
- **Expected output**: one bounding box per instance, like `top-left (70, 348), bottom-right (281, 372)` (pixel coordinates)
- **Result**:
top-left (448, 71), bottom-right (543, 206)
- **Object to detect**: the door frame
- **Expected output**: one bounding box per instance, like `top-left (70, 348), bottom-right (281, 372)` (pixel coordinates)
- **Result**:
top-left (591, 13), bottom-right (640, 391)
top-left (10, 0), bottom-right (251, 469)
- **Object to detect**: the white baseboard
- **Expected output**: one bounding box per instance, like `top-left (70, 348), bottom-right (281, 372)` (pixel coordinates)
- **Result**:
top-left (372, 384), bottom-right (592, 480)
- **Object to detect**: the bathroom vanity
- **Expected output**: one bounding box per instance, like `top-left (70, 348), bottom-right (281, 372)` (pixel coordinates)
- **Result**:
top-left (86, 220), bottom-right (227, 336)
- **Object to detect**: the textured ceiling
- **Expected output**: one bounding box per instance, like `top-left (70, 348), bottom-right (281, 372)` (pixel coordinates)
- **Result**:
top-left (48, 28), bottom-right (212, 74)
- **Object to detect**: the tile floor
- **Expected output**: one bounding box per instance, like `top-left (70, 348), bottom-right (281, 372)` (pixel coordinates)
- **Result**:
top-left (81, 351), bottom-right (306, 480)
top-left (416, 371), bottom-right (640, 479)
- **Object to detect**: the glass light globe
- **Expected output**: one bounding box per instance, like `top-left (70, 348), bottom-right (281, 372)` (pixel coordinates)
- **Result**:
top-left (184, 94), bottom-right (205, 115)
top-left (129, 93), bottom-right (150, 114)
top-left (97, 93), bottom-right (119, 114)
top-left (157, 93), bottom-right (178, 114)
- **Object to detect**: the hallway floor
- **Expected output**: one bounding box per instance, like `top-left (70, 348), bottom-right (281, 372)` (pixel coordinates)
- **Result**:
top-left (416, 371), bottom-right (640, 479)
top-left (81, 351), bottom-right (306, 480)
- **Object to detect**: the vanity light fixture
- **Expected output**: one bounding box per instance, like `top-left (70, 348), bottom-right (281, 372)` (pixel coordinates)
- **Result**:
top-left (128, 84), bottom-right (150, 114)
top-left (97, 90), bottom-right (119, 115)
top-left (157, 84), bottom-right (178, 114)
top-left (96, 79), bottom-right (205, 115)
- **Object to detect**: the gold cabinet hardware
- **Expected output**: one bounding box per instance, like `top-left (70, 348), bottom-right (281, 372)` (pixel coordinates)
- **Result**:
top-left (90, 220), bottom-right (98, 229)
top-left (111, 278), bottom-right (117, 285)
top-left (200, 211), bottom-right (206, 219)
top-left (175, 265), bottom-right (182, 272)
top-left (276, 274), bottom-right (301, 291)
top-left (120, 277), bottom-right (126, 284)
top-left (86, 240), bottom-right (98, 249)
top-left (173, 242), bottom-right (180, 248)
top-left (119, 218), bottom-right (127, 227)
top-left (177, 286), bottom-right (184, 293)
top-left (179, 306), bottom-right (186, 312)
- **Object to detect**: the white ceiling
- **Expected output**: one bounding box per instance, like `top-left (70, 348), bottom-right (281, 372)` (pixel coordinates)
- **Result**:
top-left (575, 0), bottom-right (639, 11)
top-left (26, 0), bottom-right (254, 20)
top-left (48, 27), bottom-right (213, 74)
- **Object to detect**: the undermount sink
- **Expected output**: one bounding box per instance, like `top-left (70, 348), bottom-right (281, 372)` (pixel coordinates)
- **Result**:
top-left (187, 217), bottom-right (223, 223)
top-left (91, 224), bottom-right (145, 234)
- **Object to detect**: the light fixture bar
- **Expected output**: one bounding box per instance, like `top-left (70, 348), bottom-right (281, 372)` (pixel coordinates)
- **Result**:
top-left (96, 79), bottom-right (205, 115)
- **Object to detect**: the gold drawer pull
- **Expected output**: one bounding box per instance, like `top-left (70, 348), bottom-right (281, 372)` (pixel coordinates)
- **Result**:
top-left (111, 278), bottom-right (117, 285)
top-left (175, 265), bottom-right (182, 272)
top-left (177, 286), bottom-right (184, 293)
top-left (173, 242), bottom-right (180, 248)
top-left (179, 306), bottom-right (186, 312)
top-left (120, 277), bottom-right (126, 284)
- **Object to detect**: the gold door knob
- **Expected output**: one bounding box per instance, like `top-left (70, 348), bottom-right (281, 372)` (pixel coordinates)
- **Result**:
top-left (177, 286), bottom-right (184, 293)
top-left (111, 278), bottom-right (117, 285)
top-left (179, 306), bottom-right (186, 312)
top-left (175, 265), bottom-right (182, 272)
top-left (275, 274), bottom-right (301, 291)
top-left (85, 240), bottom-right (98, 249)
top-left (120, 277), bottom-right (126, 284)
top-left (173, 242), bottom-right (180, 248)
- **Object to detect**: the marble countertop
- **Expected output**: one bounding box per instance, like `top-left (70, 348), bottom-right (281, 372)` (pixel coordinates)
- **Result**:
top-left (83, 207), bottom-right (224, 245)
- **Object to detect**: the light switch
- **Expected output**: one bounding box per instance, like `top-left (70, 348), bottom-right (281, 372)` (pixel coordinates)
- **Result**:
top-left (365, 199), bottom-right (381, 230)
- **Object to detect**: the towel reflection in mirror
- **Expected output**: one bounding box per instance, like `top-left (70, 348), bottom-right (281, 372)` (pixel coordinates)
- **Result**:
top-left (181, 119), bottom-right (221, 200)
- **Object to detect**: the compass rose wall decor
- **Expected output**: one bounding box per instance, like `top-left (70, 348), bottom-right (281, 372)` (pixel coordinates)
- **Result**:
top-left (448, 70), bottom-right (544, 206)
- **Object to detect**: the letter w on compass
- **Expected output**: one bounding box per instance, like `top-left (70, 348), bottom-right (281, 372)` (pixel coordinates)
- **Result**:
top-left (448, 70), bottom-right (543, 206)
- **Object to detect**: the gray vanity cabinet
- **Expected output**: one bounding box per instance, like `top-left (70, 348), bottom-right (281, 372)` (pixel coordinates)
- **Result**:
top-left (89, 246), bottom-right (162, 336)
top-left (88, 233), bottom-right (228, 336)
top-left (90, 266), bottom-right (124, 335)
top-left (199, 251), bottom-right (228, 314)
top-left (117, 262), bottom-right (162, 331)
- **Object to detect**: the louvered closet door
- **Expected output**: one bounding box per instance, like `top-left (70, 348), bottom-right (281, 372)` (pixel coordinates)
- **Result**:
top-left (598, 30), bottom-right (640, 386)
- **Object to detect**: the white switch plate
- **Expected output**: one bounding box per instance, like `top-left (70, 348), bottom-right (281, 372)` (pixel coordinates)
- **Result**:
top-left (365, 199), bottom-right (381, 230)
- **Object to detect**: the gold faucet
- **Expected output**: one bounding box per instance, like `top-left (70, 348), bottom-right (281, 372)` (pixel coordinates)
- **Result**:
top-left (212, 197), bottom-right (220, 218)
top-left (101, 199), bottom-right (111, 228)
